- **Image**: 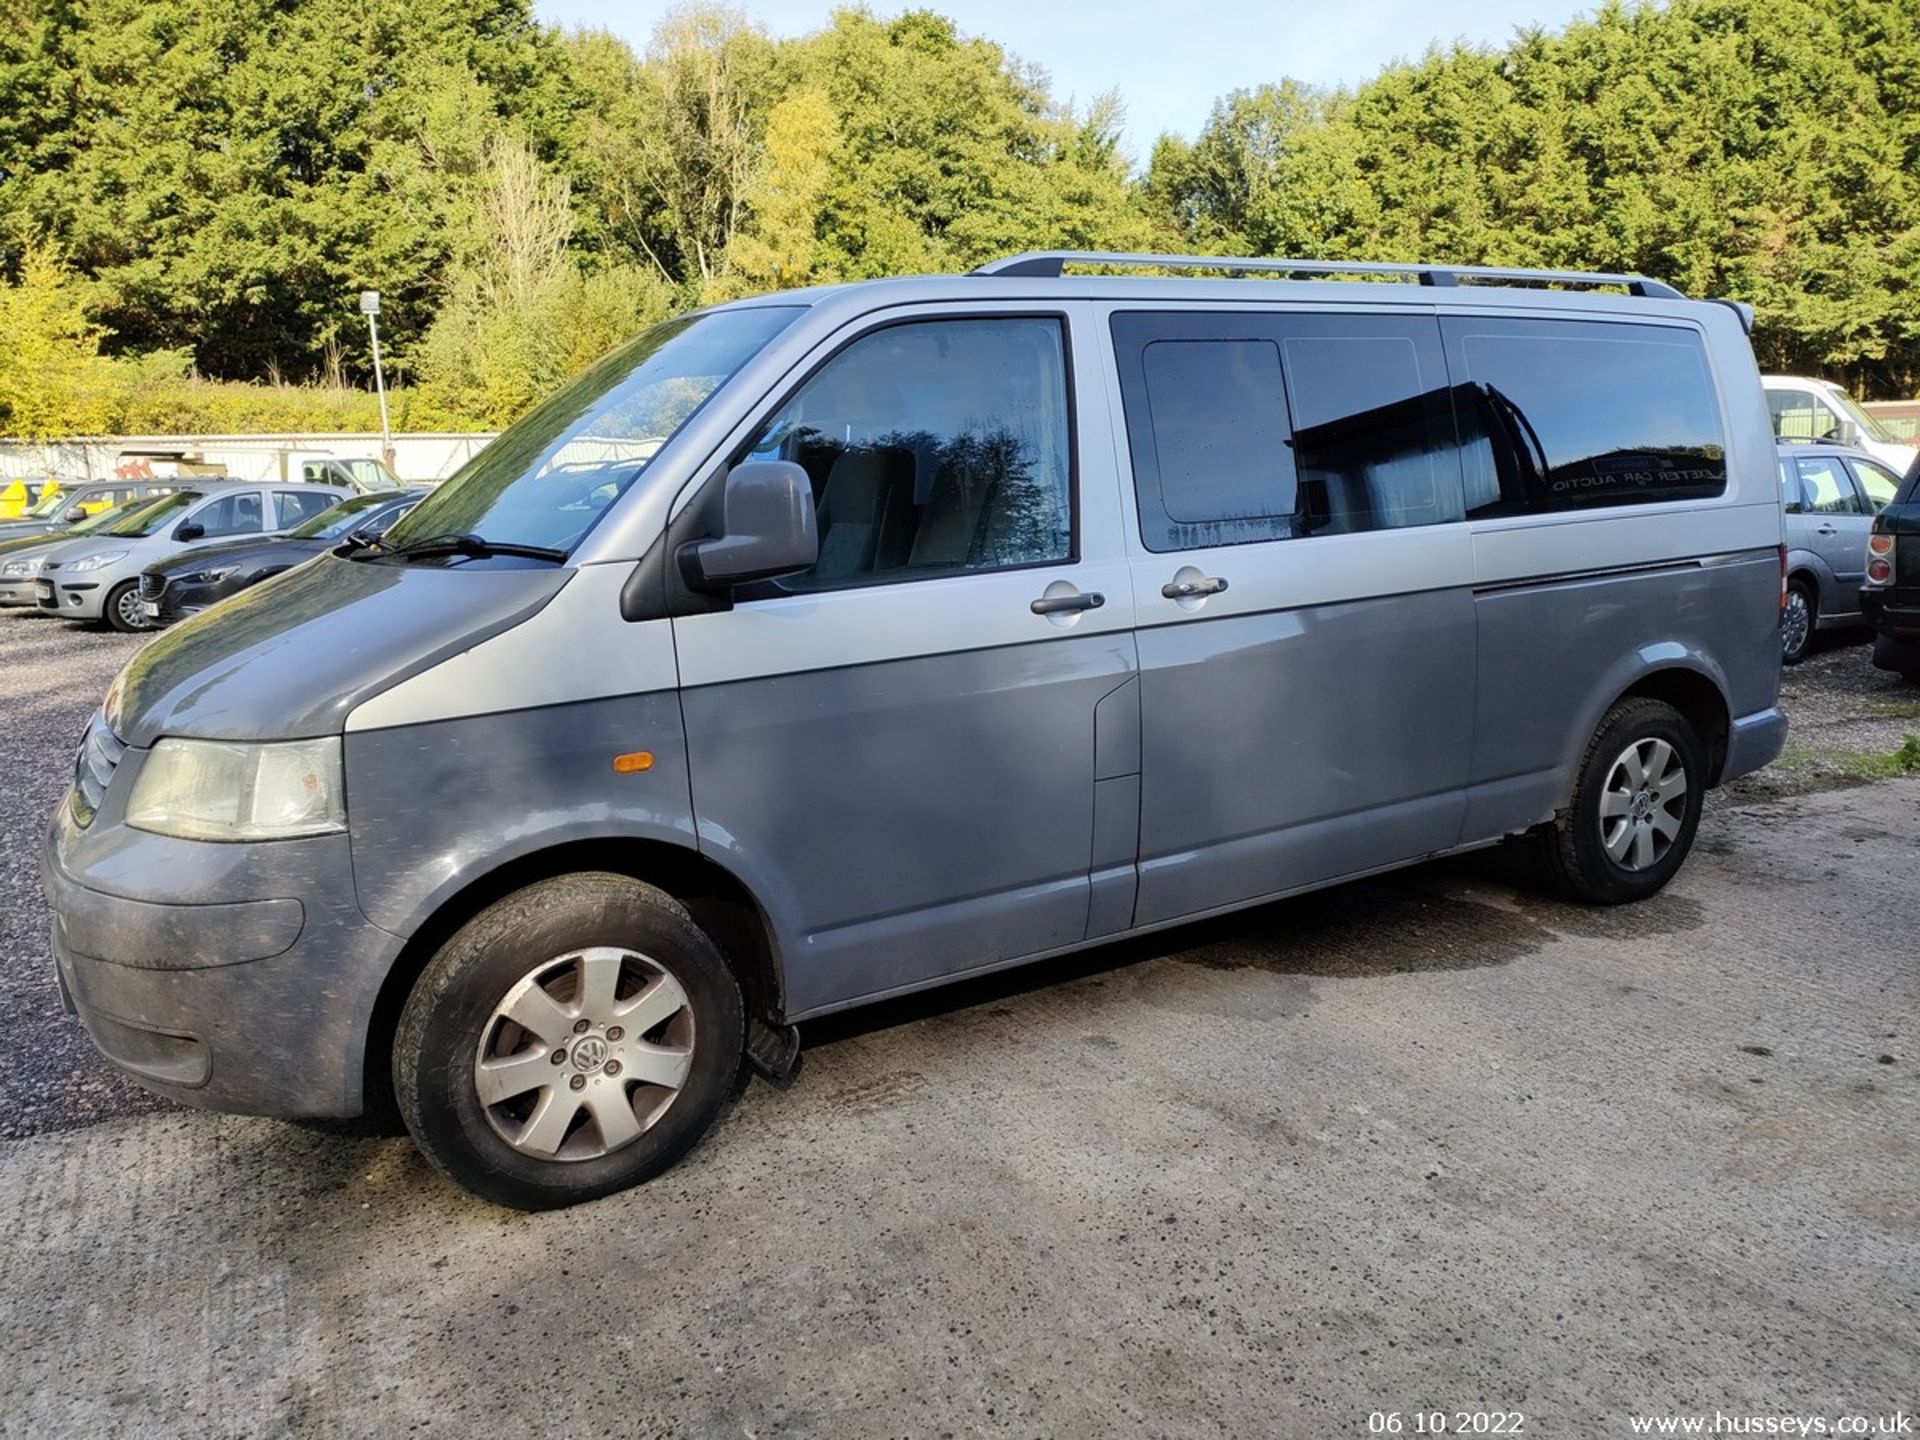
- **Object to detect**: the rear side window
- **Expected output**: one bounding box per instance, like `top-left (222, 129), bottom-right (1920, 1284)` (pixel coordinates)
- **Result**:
top-left (1849, 458), bottom-right (1903, 511)
top-left (1445, 318), bottom-right (1726, 515)
top-left (1112, 311), bottom-right (1461, 552)
top-left (745, 316), bottom-right (1074, 588)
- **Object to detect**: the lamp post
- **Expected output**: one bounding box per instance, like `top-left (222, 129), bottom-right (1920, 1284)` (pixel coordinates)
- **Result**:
top-left (360, 290), bottom-right (394, 471)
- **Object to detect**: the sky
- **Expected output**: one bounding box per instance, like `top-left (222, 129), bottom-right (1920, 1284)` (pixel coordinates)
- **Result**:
top-left (532, 0), bottom-right (1598, 161)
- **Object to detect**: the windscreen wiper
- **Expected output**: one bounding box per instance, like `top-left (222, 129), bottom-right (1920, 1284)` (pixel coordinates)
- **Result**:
top-left (360, 531), bottom-right (567, 563)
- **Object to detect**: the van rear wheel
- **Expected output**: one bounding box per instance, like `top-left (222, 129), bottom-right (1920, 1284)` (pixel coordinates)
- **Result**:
top-left (394, 873), bottom-right (745, 1210)
top-left (1532, 698), bottom-right (1705, 905)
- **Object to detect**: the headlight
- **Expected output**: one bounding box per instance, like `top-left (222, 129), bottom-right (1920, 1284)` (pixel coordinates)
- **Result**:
top-left (182, 567), bottom-right (233, 585)
top-left (1, 558), bottom-right (33, 576)
top-left (66, 549), bottom-right (129, 573)
top-left (126, 737), bottom-right (346, 840)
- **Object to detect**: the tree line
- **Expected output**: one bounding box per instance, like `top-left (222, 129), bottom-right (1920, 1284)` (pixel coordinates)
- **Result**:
top-left (1, 0), bottom-right (1915, 439)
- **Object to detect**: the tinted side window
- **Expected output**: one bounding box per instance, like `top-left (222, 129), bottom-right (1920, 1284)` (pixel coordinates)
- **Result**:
top-left (1444, 318), bottom-right (1727, 515)
top-left (194, 492), bottom-right (264, 538)
top-left (745, 317), bottom-right (1073, 589)
top-left (275, 490), bottom-right (336, 528)
top-left (1112, 311), bottom-right (1461, 552)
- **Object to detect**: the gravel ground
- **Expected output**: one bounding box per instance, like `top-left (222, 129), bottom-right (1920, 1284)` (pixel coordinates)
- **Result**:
top-left (1724, 626), bottom-right (1920, 801)
top-left (0, 608), bottom-right (166, 1138)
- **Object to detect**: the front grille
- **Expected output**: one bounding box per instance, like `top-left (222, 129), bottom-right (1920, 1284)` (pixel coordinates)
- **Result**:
top-left (70, 712), bottom-right (126, 829)
top-left (139, 572), bottom-right (165, 601)
top-left (41, 559), bottom-right (61, 573)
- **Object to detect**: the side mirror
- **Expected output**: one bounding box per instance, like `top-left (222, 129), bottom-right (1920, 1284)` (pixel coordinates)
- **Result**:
top-left (62, 506), bottom-right (85, 523)
top-left (678, 460), bottom-right (819, 590)
top-left (175, 521), bottom-right (205, 542)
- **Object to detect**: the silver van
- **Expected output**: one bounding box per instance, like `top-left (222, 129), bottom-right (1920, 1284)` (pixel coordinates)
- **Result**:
top-left (43, 253), bottom-right (1788, 1209)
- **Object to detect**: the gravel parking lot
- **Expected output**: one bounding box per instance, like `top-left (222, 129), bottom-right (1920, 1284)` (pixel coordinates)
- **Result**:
top-left (1, 608), bottom-right (1915, 1436)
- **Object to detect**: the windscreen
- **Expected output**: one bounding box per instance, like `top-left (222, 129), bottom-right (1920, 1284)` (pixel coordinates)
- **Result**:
top-left (104, 490), bottom-right (202, 536)
top-left (1826, 386), bottom-right (1900, 445)
top-left (380, 306), bottom-right (803, 557)
top-left (292, 491), bottom-right (401, 539)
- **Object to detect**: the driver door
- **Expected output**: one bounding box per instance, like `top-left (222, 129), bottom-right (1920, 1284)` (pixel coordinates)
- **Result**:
top-left (671, 309), bottom-right (1136, 1017)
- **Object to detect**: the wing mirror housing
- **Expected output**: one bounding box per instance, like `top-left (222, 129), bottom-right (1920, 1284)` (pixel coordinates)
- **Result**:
top-left (678, 460), bottom-right (818, 590)
top-left (175, 521), bottom-right (205, 542)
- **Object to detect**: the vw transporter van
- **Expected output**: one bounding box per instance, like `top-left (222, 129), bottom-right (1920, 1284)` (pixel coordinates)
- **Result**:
top-left (44, 253), bottom-right (1788, 1209)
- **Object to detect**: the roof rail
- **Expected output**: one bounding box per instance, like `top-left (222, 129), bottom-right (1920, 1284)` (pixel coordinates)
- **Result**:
top-left (971, 250), bottom-right (1687, 300)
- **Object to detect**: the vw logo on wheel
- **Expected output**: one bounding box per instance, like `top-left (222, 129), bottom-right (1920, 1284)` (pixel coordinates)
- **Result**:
top-left (570, 1035), bottom-right (609, 1072)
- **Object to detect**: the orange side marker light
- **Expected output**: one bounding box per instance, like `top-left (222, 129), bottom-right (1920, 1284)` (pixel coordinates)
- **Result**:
top-left (612, 751), bottom-right (655, 774)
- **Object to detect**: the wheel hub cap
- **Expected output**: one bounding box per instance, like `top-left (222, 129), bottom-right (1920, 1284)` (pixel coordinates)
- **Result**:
top-left (1600, 737), bottom-right (1689, 873)
top-left (473, 946), bottom-right (695, 1163)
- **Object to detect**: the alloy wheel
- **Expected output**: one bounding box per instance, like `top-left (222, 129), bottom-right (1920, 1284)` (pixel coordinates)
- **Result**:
top-left (473, 946), bottom-right (695, 1162)
top-left (1598, 737), bottom-right (1688, 872)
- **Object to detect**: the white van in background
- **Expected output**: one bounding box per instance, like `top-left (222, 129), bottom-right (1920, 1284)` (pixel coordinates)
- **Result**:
top-left (1763, 374), bottom-right (1919, 475)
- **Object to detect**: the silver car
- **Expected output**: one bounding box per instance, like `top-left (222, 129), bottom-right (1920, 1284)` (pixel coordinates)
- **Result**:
top-left (1777, 438), bottom-right (1906, 662)
top-left (44, 252), bottom-right (1788, 1209)
top-left (32, 481), bottom-right (348, 630)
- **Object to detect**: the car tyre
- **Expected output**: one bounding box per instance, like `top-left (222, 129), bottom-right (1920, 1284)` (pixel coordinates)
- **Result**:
top-left (103, 579), bottom-right (147, 633)
top-left (394, 872), bottom-right (745, 1210)
top-left (1531, 697), bottom-right (1706, 905)
top-left (1780, 578), bottom-right (1815, 664)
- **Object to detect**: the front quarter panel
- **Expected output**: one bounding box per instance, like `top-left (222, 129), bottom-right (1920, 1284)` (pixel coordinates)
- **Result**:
top-left (344, 688), bottom-right (697, 938)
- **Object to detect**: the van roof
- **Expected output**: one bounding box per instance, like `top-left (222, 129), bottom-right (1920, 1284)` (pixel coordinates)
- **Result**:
top-left (717, 250), bottom-right (1750, 329)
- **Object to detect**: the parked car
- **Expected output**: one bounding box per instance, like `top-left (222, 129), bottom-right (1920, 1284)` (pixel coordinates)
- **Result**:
top-left (0, 497), bottom-right (180, 609)
top-left (33, 480), bottom-right (349, 631)
top-left (138, 488), bottom-right (426, 625)
top-left (45, 251), bottom-right (1787, 1209)
top-left (1763, 375), bottom-right (1919, 475)
top-left (1775, 439), bottom-right (1905, 662)
top-left (0, 480), bottom-right (183, 542)
top-left (0, 477), bottom-right (61, 519)
top-left (1861, 458), bottom-right (1920, 680)
top-left (295, 455), bottom-right (407, 493)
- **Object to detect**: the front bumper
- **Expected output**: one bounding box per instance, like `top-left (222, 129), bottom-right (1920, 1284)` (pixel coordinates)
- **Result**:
top-left (0, 577), bottom-right (43, 607)
top-left (41, 749), bottom-right (405, 1117)
top-left (37, 577), bottom-right (105, 619)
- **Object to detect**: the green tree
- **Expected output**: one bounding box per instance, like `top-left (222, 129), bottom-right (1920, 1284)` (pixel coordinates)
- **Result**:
top-left (0, 242), bottom-right (120, 438)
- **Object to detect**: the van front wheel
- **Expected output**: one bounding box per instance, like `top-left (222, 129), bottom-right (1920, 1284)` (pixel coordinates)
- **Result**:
top-left (1533, 698), bottom-right (1705, 905)
top-left (394, 873), bottom-right (745, 1210)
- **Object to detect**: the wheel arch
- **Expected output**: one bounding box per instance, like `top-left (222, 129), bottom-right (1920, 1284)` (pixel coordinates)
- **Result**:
top-left (1555, 651), bottom-right (1735, 813)
top-left (1611, 665), bottom-right (1733, 787)
top-left (361, 836), bottom-right (785, 1121)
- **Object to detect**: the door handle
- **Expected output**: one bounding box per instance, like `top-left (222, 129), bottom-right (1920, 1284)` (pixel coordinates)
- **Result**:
top-left (1162, 574), bottom-right (1229, 600)
top-left (1031, 590), bottom-right (1105, 616)
top-left (1816, 524), bottom-right (1839, 536)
